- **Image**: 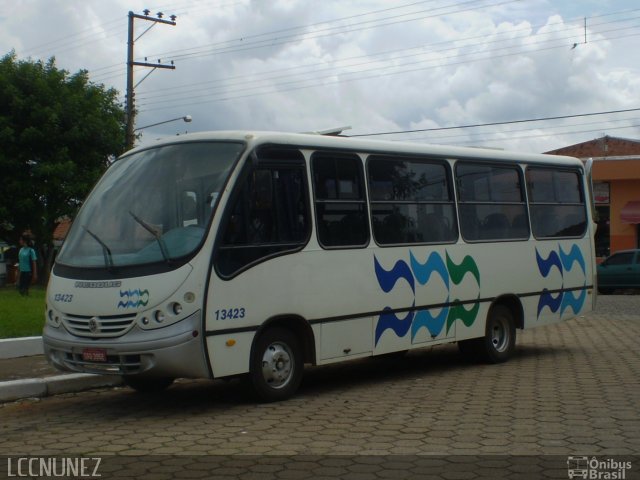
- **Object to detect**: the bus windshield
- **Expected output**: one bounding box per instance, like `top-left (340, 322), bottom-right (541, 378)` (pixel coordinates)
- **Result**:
top-left (57, 141), bottom-right (244, 269)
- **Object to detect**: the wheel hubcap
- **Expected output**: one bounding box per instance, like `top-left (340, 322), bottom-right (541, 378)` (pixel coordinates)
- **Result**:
top-left (491, 317), bottom-right (509, 353)
top-left (261, 342), bottom-right (293, 389)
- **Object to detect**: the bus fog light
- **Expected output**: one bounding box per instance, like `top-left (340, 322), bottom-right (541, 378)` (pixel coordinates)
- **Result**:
top-left (171, 302), bottom-right (183, 315)
top-left (141, 317), bottom-right (149, 325)
top-left (154, 310), bottom-right (165, 323)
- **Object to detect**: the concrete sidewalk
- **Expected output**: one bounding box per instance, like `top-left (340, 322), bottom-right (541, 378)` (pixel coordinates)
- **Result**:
top-left (0, 337), bottom-right (122, 403)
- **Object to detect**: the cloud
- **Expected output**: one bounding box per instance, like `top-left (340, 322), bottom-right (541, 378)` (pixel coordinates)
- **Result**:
top-left (3, 0), bottom-right (640, 153)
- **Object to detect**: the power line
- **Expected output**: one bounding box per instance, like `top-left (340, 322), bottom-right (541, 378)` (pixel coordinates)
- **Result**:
top-left (135, 14), bottom-right (575, 99)
top-left (135, 16), bottom-right (640, 105)
top-left (145, 2), bottom-right (637, 68)
top-left (392, 114), bottom-right (640, 143)
top-left (94, 6), bottom-right (639, 88)
top-left (141, 0), bottom-right (457, 60)
top-left (157, 0), bottom-right (521, 64)
top-left (16, 0), bottom-right (231, 57)
top-left (135, 28), bottom-right (640, 111)
top-left (71, 0), bottom-right (446, 84)
top-left (103, 0), bottom-right (508, 84)
top-left (432, 123), bottom-right (640, 147)
top-left (348, 107), bottom-right (640, 138)
top-left (130, 6), bottom-right (639, 107)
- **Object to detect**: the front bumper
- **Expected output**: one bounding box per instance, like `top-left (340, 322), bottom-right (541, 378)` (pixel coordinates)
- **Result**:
top-left (43, 310), bottom-right (210, 379)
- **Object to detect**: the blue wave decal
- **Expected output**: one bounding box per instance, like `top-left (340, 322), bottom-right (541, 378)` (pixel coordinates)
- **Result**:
top-left (409, 251), bottom-right (449, 288)
top-left (374, 256), bottom-right (415, 294)
top-left (536, 248), bottom-right (563, 278)
top-left (375, 306), bottom-right (414, 345)
top-left (537, 290), bottom-right (563, 316)
top-left (560, 288), bottom-right (587, 316)
top-left (559, 244), bottom-right (586, 275)
top-left (412, 305), bottom-right (449, 339)
top-left (117, 289), bottom-right (149, 309)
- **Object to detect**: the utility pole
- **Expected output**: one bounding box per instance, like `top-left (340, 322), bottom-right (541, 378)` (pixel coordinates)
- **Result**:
top-left (126, 10), bottom-right (177, 151)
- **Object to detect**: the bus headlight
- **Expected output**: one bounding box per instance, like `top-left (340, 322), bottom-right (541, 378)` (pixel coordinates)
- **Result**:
top-left (171, 302), bottom-right (183, 315)
top-left (137, 299), bottom-right (196, 330)
top-left (46, 306), bottom-right (61, 328)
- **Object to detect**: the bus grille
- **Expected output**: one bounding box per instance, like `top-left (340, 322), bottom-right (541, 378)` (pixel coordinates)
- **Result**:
top-left (62, 313), bottom-right (137, 338)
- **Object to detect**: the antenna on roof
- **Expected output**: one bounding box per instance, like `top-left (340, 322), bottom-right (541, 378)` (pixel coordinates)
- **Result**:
top-left (304, 126), bottom-right (352, 136)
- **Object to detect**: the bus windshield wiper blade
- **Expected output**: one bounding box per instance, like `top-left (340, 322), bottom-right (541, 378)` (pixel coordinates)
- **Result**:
top-left (128, 211), bottom-right (172, 263)
top-left (82, 226), bottom-right (114, 270)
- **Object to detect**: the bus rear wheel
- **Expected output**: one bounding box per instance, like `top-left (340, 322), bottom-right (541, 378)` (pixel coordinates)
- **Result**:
top-left (123, 376), bottom-right (174, 393)
top-left (458, 305), bottom-right (516, 364)
top-left (249, 327), bottom-right (303, 402)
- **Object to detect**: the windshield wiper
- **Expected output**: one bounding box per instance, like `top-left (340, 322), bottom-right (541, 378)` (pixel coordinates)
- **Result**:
top-left (128, 210), bottom-right (171, 263)
top-left (82, 226), bottom-right (114, 270)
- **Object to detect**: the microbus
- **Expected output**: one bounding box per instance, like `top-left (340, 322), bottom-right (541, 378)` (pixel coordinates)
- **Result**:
top-left (43, 131), bottom-right (596, 401)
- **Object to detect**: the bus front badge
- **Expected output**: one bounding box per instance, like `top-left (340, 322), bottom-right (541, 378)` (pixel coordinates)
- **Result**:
top-left (88, 318), bottom-right (100, 334)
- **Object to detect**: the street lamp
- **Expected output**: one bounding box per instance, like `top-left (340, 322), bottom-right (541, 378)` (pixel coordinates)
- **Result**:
top-left (134, 115), bottom-right (192, 132)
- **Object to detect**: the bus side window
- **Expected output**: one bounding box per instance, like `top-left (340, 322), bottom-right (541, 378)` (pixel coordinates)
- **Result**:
top-left (368, 156), bottom-right (457, 245)
top-left (527, 168), bottom-right (586, 239)
top-left (311, 152), bottom-right (369, 248)
top-left (456, 163), bottom-right (528, 242)
top-left (216, 151), bottom-right (310, 277)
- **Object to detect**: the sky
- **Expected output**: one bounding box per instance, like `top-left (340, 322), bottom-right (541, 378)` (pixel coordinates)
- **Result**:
top-left (2, 0), bottom-right (640, 153)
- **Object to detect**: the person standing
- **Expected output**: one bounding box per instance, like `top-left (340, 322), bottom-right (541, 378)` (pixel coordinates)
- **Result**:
top-left (17, 234), bottom-right (37, 296)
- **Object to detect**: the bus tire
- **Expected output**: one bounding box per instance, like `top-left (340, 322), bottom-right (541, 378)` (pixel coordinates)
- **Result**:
top-left (123, 376), bottom-right (174, 393)
top-left (249, 327), bottom-right (303, 402)
top-left (478, 304), bottom-right (516, 363)
top-left (458, 305), bottom-right (516, 363)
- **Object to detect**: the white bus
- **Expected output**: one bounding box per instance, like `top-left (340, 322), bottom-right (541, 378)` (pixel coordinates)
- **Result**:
top-left (44, 131), bottom-right (596, 401)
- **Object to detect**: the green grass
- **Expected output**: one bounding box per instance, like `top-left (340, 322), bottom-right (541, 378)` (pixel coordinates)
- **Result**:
top-left (0, 286), bottom-right (47, 338)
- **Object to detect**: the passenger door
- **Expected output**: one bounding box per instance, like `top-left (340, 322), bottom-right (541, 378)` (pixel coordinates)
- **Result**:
top-left (215, 148), bottom-right (310, 278)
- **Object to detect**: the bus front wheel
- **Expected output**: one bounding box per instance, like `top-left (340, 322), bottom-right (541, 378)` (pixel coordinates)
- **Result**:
top-left (249, 327), bottom-right (303, 402)
top-left (458, 305), bottom-right (516, 364)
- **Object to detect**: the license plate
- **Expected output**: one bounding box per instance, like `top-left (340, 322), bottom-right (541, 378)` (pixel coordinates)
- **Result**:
top-left (82, 348), bottom-right (107, 362)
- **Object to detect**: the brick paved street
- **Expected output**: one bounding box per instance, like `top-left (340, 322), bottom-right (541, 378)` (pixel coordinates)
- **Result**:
top-left (1, 295), bottom-right (638, 478)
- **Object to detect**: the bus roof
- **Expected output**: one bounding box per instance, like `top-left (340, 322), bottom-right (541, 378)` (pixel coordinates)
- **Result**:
top-left (127, 130), bottom-right (582, 167)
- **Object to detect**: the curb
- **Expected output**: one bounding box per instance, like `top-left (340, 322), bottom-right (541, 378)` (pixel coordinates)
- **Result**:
top-left (0, 337), bottom-right (124, 403)
top-left (0, 374), bottom-right (123, 403)
top-left (0, 336), bottom-right (44, 359)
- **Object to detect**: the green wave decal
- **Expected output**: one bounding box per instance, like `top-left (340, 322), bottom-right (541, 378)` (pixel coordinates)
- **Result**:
top-left (446, 252), bottom-right (480, 286)
top-left (446, 299), bottom-right (480, 333)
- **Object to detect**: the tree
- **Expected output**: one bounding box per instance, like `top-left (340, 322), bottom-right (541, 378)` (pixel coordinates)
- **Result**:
top-left (0, 51), bottom-right (126, 281)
